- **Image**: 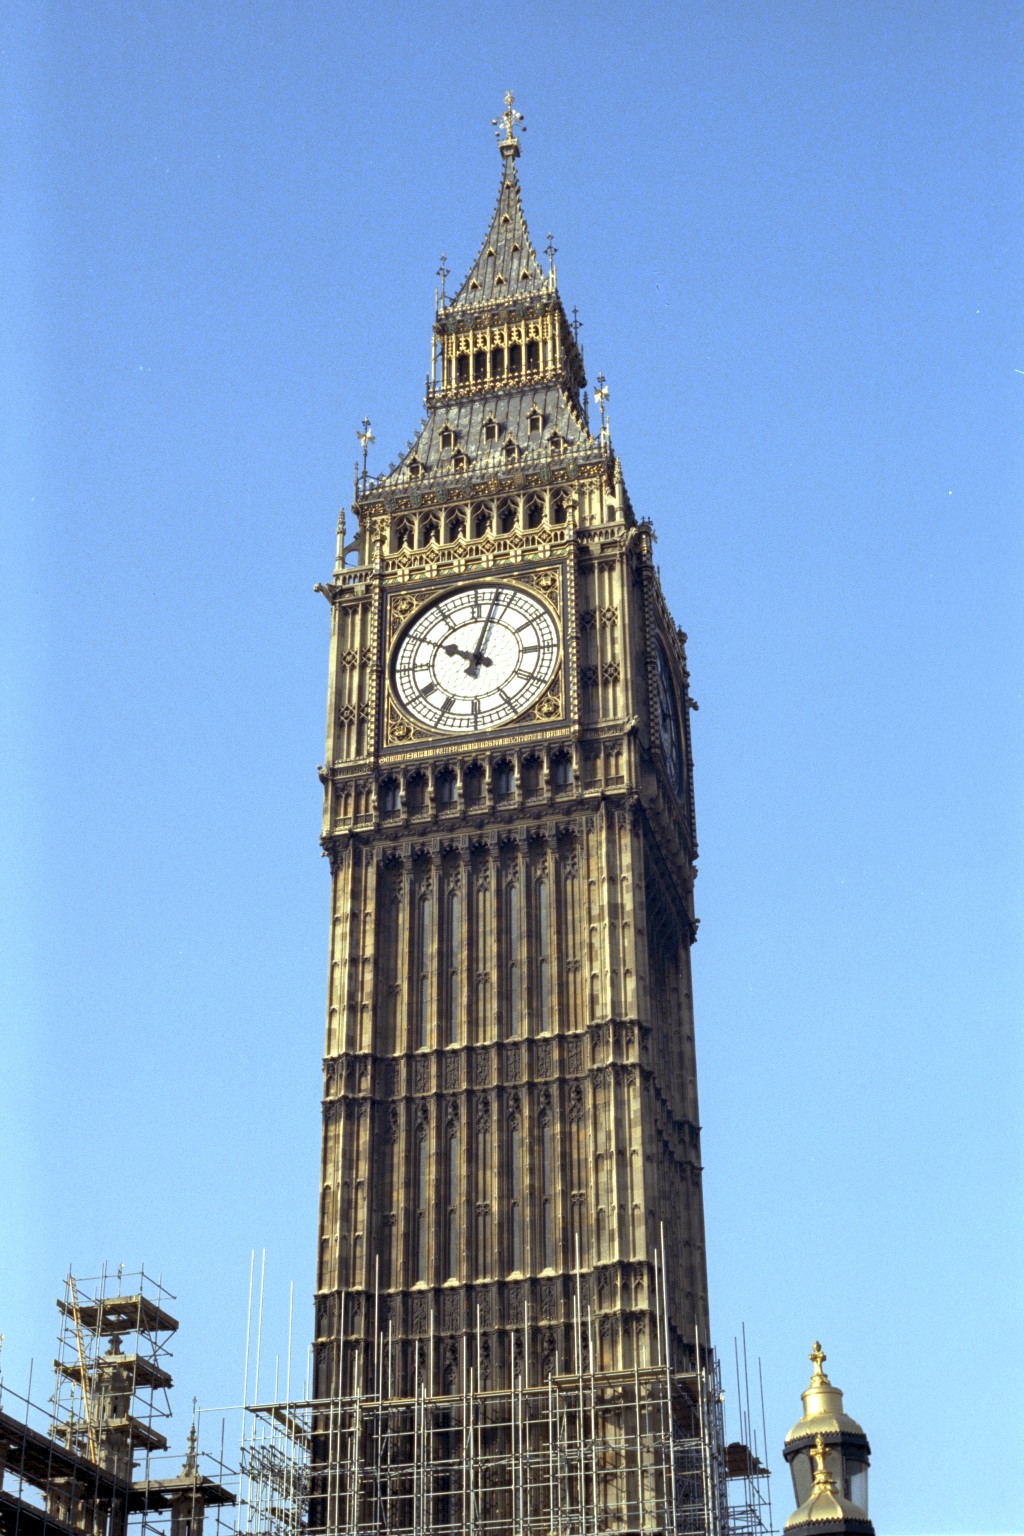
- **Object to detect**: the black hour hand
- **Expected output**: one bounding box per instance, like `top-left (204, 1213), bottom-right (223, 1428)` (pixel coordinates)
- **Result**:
top-left (443, 643), bottom-right (492, 671)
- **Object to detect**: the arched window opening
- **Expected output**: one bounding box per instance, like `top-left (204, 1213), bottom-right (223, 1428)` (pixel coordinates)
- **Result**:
top-left (490, 347), bottom-right (505, 380)
top-left (463, 762), bottom-right (484, 805)
top-left (508, 342), bottom-right (522, 374)
top-left (379, 777), bottom-right (399, 816)
top-left (473, 349), bottom-right (486, 382)
top-left (415, 882), bottom-right (433, 1049)
top-left (414, 1124), bottom-right (429, 1283)
top-left (446, 1121), bottom-right (460, 1279)
top-left (526, 339), bottom-right (540, 371)
top-left (506, 882), bottom-right (521, 1036)
top-left (498, 498), bottom-right (517, 534)
top-left (447, 888), bottom-right (462, 1044)
top-left (445, 508), bottom-right (466, 542)
top-left (550, 491), bottom-right (567, 524)
top-left (456, 354), bottom-right (469, 384)
top-left (436, 768), bottom-right (457, 806)
top-left (472, 501), bottom-right (492, 538)
top-left (395, 517), bottom-right (414, 550)
top-left (522, 755), bottom-right (541, 795)
top-left (541, 1112), bottom-right (555, 1269)
top-left (475, 1102), bottom-right (491, 1277)
top-left (525, 494), bottom-right (543, 529)
top-left (421, 513), bottom-right (440, 546)
top-left (509, 1114), bottom-right (523, 1271)
top-left (406, 773), bottom-right (427, 813)
top-left (494, 760), bottom-right (514, 798)
top-left (551, 751), bottom-right (572, 788)
top-left (536, 879), bottom-right (551, 1025)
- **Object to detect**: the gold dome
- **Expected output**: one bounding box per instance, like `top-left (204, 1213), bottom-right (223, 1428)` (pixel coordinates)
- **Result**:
top-left (784, 1342), bottom-right (866, 1447)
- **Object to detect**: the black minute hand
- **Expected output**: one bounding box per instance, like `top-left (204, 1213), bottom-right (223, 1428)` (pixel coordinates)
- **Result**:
top-left (467, 593), bottom-right (501, 677)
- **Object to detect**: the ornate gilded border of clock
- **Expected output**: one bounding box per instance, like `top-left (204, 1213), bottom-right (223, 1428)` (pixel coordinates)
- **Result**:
top-left (380, 561), bottom-right (576, 751)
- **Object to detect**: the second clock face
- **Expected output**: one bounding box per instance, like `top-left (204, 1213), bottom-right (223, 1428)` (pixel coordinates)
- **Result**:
top-left (655, 640), bottom-right (684, 795)
top-left (392, 583), bottom-right (559, 733)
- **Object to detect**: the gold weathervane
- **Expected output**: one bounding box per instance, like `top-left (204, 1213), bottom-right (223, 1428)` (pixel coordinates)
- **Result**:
top-left (493, 90), bottom-right (525, 159)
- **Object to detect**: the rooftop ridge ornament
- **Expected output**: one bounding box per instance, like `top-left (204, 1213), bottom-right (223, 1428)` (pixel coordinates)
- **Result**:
top-left (493, 89), bottom-right (525, 162)
top-left (357, 417), bottom-right (375, 494)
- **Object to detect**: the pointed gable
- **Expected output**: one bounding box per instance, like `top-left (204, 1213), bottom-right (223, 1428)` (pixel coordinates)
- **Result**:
top-left (449, 165), bottom-right (547, 309)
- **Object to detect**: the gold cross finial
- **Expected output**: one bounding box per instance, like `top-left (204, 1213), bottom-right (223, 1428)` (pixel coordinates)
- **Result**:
top-left (810, 1432), bottom-right (837, 1492)
top-left (493, 90), bottom-right (525, 161)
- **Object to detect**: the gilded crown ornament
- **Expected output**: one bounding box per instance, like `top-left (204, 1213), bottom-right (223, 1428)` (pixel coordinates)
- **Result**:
top-left (493, 89), bottom-right (525, 159)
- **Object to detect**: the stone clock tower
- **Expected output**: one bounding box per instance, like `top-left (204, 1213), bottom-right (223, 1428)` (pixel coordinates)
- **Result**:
top-left (311, 99), bottom-right (714, 1524)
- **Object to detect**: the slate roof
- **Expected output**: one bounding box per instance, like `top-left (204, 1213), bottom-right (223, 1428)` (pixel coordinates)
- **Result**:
top-left (448, 164), bottom-right (548, 310)
top-left (372, 385), bottom-right (598, 489)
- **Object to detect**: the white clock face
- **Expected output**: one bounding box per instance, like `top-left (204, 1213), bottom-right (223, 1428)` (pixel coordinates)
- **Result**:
top-left (392, 583), bottom-right (559, 733)
top-left (655, 641), bottom-right (684, 794)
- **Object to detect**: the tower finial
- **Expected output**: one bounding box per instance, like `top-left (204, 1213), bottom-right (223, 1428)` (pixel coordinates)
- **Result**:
top-left (808, 1340), bottom-right (829, 1382)
top-left (357, 417), bottom-right (375, 493)
top-left (493, 90), bottom-right (525, 162)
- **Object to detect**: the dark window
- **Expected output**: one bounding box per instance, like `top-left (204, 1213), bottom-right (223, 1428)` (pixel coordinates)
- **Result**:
top-left (526, 339), bottom-right (540, 371)
top-left (456, 354), bottom-right (469, 384)
top-left (421, 514), bottom-right (440, 545)
top-left (436, 769), bottom-right (457, 806)
top-left (395, 518), bottom-right (414, 549)
top-left (440, 426), bottom-right (455, 450)
top-left (452, 450), bottom-right (467, 474)
top-left (379, 778), bottom-right (399, 814)
top-left (463, 763), bottom-right (484, 804)
top-left (446, 509), bottom-right (466, 542)
top-left (473, 350), bottom-right (486, 382)
top-left (551, 752), bottom-right (572, 787)
top-left (551, 492), bottom-right (567, 524)
top-left (490, 347), bottom-right (504, 379)
top-left (508, 342), bottom-right (522, 373)
top-left (494, 760), bottom-right (514, 797)
top-left (472, 502), bottom-right (492, 537)
top-left (522, 755), bottom-right (541, 794)
top-left (498, 499), bottom-right (517, 533)
top-left (406, 774), bottom-right (426, 812)
top-left (484, 418), bottom-right (499, 444)
top-left (528, 409), bottom-right (542, 436)
top-left (525, 495), bottom-right (543, 529)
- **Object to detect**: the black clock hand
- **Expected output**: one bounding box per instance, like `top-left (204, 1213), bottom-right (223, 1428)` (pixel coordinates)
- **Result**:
top-left (468, 593), bottom-right (502, 676)
top-left (443, 643), bottom-right (492, 667)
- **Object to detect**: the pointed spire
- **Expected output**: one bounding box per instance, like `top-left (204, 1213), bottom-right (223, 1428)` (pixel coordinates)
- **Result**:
top-left (182, 1419), bottom-right (198, 1477)
top-left (449, 94), bottom-right (547, 310)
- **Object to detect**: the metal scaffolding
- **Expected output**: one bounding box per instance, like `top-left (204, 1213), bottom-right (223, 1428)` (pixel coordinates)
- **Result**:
top-left (237, 1339), bottom-right (770, 1536)
top-left (0, 1269), bottom-right (233, 1536)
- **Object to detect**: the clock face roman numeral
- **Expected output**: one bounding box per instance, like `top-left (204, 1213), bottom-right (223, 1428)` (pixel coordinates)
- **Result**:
top-left (392, 582), bottom-right (560, 734)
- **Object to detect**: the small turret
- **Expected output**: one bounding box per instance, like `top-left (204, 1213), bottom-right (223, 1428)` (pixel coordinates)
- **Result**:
top-left (783, 1343), bottom-right (873, 1533)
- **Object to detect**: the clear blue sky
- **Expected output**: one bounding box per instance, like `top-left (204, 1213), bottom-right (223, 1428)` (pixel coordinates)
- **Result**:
top-left (2, 4), bottom-right (1021, 1532)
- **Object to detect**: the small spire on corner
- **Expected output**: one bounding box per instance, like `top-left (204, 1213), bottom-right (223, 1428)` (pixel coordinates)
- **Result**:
top-left (493, 90), bottom-right (525, 163)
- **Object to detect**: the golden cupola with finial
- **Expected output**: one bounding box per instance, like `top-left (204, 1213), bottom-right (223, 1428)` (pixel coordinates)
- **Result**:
top-left (783, 1343), bottom-right (873, 1530)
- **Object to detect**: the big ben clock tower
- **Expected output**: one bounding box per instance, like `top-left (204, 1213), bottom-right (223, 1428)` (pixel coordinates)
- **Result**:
top-left (311, 96), bottom-right (718, 1531)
